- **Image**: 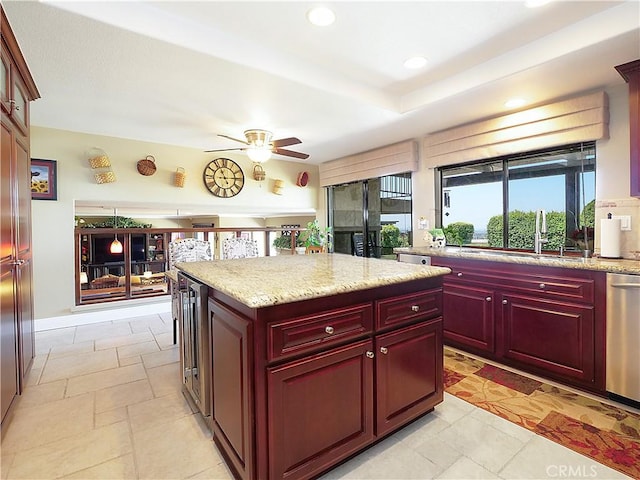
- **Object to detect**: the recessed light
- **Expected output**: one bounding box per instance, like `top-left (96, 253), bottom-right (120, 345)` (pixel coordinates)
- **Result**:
top-left (403, 56), bottom-right (428, 70)
top-left (307, 7), bottom-right (336, 27)
top-left (505, 98), bottom-right (527, 109)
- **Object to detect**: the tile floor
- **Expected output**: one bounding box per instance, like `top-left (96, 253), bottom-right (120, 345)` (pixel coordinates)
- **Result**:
top-left (0, 312), bottom-right (632, 480)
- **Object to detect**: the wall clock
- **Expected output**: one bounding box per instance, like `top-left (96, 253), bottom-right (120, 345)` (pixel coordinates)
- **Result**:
top-left (203, 158), bottom-right (245, 198)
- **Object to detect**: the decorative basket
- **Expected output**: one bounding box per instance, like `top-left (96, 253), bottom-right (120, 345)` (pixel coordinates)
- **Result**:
top-left (89, 154), bottom-right (111, 169)
top-left (137, 155), bottom-right (157, 176)
top-left (253, 164), bottom-right (266, 181)
top-left (174, 167), bottom-right (186, 187)
top-left (95, 171), bottom-right (116, 184)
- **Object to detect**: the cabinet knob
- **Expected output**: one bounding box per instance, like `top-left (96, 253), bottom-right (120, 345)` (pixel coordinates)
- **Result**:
top-left (502, 299), bottom-right (508, 305)
top-left (485, 296), bottom-right (492, 302)
top-left (411, 305), bottom-right (420, 312)
top-left (366, 351), bottom-right (375, 359)
top-left (539, 283), bottom-right (546, 289)
top-left (380, 347), bottom-right (388, 354)
top-left (325, 326), bottom-right (334, 334)
top-left (457, 272), bottom-right (463, 277)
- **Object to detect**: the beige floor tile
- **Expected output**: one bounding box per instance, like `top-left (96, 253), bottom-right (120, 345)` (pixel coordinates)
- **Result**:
top-left (1, 393), bottom-right (94, 455)
top-left (119, 354), bottom-right (143, 367)
top-left (146, 362), bottom-right (183, 398)
top-left (16, 379), bottom-right (66, 409)
top-left (49, 340), bottom-right (95, 359)
top-left (128, 392), bottom-right (195, 433)
top-left (95, 331), bottom-right (155, 350)
top-left (40, 348), bottom-right (118, 383)
top-left (155, 331), bottom-right (176, 350)
top-left (141, 346), bottom-right (179, 368)
top-left (128, 315), bottom-right (166, 334)
top-left (133, 415), bottom-right (221, 479)
top-left (24, 366), bottom-right (43, 387)
top-left (1, 452), bottom-right (14, 480)
top-left (436, 456), bottom-right (501, 479)
top-left (66, 363), bottom-right (147, 397)
top-left (95, 406), bottom-right (129, 428)
top-left (499, 435), bottom-right (631, 479)
top-left (34, 327), bottom-right (76, 354)
top-left (187, 462), bottom-right (234, 479)
top-left (62, 453), bottom-right (137, 479)
top-left (117, 340), bottom-right (160, 359)
top-left (95, 379), bottom-right (154, 413)
top-left (468, 405), bottom-right (536, 444)
top-left (437, 414), bottom-right (526, 473)
top-left (75, 322), bottom-right (132, 344)
top-left (30, 354), bottom-right (47, 370)
top-left (7, 421), bottom-right (132, 479)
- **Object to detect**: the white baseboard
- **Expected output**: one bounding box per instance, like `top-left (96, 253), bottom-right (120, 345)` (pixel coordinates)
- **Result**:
top-left (35, 298), bottom-right (172, 331)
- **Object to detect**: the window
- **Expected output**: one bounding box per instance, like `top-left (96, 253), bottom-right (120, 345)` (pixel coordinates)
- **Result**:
top-left (437, 143), bottom-right (595, 252)
top-left (328, 173), bottom-right (412, 258)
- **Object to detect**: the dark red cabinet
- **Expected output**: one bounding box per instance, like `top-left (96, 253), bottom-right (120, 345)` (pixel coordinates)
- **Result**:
top-left (431, 256), bottom-right (606, 393)
top-left (616, 59), bottom-right (640, 197)
top-left (208, 276), bottom-right (444, 480)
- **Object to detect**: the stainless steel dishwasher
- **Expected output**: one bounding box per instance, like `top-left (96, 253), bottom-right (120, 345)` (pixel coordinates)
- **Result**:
top-left (606, 273), bottom-right (640, 406)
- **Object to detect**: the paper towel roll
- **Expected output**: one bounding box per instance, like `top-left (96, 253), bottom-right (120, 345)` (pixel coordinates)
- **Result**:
top-left (600, 218), bottom-right (622, 258)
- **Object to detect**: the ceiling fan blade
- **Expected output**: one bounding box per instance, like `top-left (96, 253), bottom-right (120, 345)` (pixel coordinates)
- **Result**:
top-left (218, 134), bottom-right (250, 145)
top-left (203, 147), bottom-right (247, 153)
top-left (273, 148), bottom-right (309, 160)
top-left (272, 137), bottom-right (301, 148)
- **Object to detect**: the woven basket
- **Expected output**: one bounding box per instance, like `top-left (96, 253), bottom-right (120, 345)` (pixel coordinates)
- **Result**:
top-left (89, 155), bottom-right (111, 169)
top-left (137, 155), bottom-right (157, 176)
top-left (253, 165), bottom-right (266, 181)
top-left (95, 171), bottom-right (116, 184)
top-left (174, 167), bottom-right (186, 187)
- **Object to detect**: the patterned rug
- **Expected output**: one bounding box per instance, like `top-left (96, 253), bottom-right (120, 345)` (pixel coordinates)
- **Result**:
top-left (444, 349), bottom-right (640, 479)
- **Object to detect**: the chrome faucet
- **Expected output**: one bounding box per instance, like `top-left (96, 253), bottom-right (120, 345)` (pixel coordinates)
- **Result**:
top-left (534, 209), bottom-right (548, 254)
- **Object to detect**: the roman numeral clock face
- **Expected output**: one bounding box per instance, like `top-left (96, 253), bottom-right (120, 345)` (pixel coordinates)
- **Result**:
top-left (203, 158), bottom-right (245, 198)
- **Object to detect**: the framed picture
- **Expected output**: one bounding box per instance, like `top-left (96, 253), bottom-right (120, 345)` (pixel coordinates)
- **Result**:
top-left (31, 159), bottom-right (57, 200)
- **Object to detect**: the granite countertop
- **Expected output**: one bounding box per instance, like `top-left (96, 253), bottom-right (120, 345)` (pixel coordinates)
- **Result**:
top-left (394, 247), bottom-right (640, 275)
top-left (175, 253), bottom-right (450, 308)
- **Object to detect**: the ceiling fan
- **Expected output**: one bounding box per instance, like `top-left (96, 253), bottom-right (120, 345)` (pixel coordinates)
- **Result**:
top-left (205, 129), bottom-right (309, 162)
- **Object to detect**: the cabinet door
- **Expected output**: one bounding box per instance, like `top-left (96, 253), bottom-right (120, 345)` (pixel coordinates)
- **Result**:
top-left (267, 339), bottom-right (374, 480)
top-left (375, 319), bottom-right (443, 437)
top-left (501, 293), bottom-right (595, 384)
top-left (1, 266), bottom-right (18, 424)
top-left (442, 282), bottom-right (495, 353)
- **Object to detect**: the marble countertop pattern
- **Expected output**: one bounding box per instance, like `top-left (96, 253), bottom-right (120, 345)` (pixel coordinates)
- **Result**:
top-left (394, 247), bottom-right (640, 275)
top-left (175, 253), bottom-right (450, 308)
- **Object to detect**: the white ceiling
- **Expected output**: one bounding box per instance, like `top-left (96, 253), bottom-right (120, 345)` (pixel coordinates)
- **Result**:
top-left (3, 0), bottom-right (640, 167)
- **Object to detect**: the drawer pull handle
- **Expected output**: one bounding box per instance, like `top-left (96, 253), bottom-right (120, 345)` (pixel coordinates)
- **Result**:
top-left (366, 351), bottom-right (375, 359)
top-left (502, 299), bottom-right (508, 304)
top-left (539, 283), bottom-right (546, 289)
top-left (411, 305), bottom-right (420, 312)
top-left (325, 326), bottom-right (334, 334)
top-left (457, 272), bottom-right (463, 277)
top-left (485, 296), bottom-right (492, 302)
top-left (380, 347), bottom-right (388, 354)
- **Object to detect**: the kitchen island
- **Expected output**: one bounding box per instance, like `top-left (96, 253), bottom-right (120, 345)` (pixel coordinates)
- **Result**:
top-left (175, 254), bottom-right (450, 480)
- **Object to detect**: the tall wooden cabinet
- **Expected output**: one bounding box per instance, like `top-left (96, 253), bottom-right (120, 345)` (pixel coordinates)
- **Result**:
top-left (616, 59), bottom-right (640, 197)
top-left (1, 6), bottom-right (40, 433)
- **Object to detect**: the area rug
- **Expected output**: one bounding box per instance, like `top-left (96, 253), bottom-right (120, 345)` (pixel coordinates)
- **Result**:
top-left (443, 348), bottom-right (640, 479)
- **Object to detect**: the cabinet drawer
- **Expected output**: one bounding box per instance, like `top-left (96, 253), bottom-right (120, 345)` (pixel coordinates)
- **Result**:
top-left (444, 268), bottom-right (594, 304)
top-left (268, 303), bottom-right (373, 362)
top-left (376, 289), bottom-right (442, 331)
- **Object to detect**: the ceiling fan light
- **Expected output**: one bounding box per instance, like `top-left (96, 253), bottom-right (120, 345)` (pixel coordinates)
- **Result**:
top-left (247, 147), bottom-right (272, 163)
top-left (307, 7), bottom-right (335, 26)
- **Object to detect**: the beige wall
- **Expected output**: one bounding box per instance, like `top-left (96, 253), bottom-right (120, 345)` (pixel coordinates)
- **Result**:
top-left (30, 127), bottom-right (320, 320)
top-left (411, 84), bottom-right (639, 257)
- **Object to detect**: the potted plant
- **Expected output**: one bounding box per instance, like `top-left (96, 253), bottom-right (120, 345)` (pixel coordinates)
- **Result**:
top-left (301, 219), bottom-right (332, 252)
top-left (273, 233), bottom-right (304, 254)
